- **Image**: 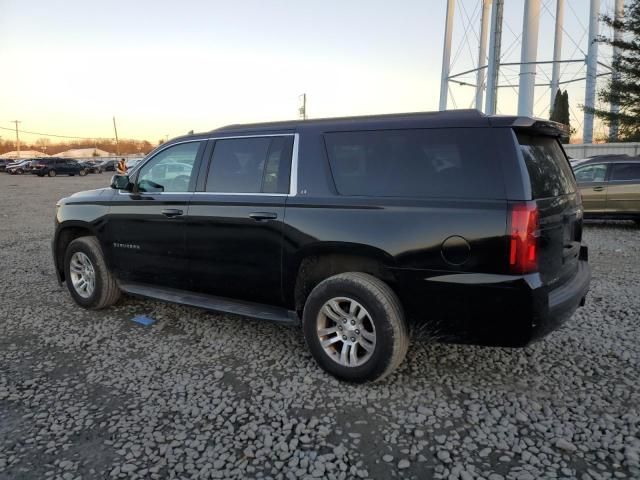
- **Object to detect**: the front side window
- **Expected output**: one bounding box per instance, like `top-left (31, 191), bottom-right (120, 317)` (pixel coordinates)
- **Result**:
top-left (610, 163), bottom-right (640, 181)
top-left (136, 142), bottom-right (201, 193)
top-left (206, 136), bottom-right (293, 193)
top-left (574, 164), bottom-right (607, 183)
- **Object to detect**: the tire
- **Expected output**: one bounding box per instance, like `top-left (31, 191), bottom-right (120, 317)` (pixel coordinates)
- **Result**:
top-left (79, 169), bottom-right (87, 177)
top-left (64, 236), bottom-right (121, 310)
top-left (48, 169), bottom-right (56, 177)
top-left (302, 272), bottom-right (409, 382)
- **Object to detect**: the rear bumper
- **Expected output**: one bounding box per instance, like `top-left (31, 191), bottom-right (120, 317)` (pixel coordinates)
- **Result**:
top-left (394, 251), bottom-right (591, 347)
top-left (531, 258), bottom-right (590, 341)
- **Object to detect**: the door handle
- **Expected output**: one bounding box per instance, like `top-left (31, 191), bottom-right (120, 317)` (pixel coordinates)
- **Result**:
top-left (249, 212), bottom-right (278, 221)
top-left (592, 186), bottom-right (605, 192)
top-left (161, 208), bottom-right (184, 218)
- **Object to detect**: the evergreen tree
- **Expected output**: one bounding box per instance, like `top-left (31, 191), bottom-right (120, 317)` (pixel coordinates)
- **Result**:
top-left (550, 89), bottom-right (563, 122)
top-left (561, 90), bottom-right (570, 126)
top-left (550, 89), bottom-right (571, 143)
top-left (588, 0), bottom-right (640, 141)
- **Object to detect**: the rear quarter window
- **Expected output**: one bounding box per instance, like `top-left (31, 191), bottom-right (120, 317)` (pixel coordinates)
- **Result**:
top-left (610, 163), bottom-right (640, 181)
top-left (517, 133), bottom-right (576, 198)
top-left (324, 128), bottom-right (505, 199)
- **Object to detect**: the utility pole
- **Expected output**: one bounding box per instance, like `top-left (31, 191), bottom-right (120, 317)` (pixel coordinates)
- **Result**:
top-left (609, 0), bottom-right (624, 142)
top-left (11, 120), bottom-right (21, 158)
top-left (517, 0), bottom-right (541, 117)
top-left (550, 0), bottom-right (565, 114)
top-left (299, 93), bottom-right (307, 120)
top-left (583, 0), bottom-right (600, 144)
top-left (112, 116), bottom-right (120, 156)
top-left (475, 0), bottom-right (492, 111)
top-left (439, 0), bottom-right (455, 111)
top-left (485, 0), bottom-right (504, 115)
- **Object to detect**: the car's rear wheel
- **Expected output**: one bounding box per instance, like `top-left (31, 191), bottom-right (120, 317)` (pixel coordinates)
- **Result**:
top-left (302, 272), bottom-right (409, 382)
top-left (64, 236), bottom-right (121, 309)
top-left (48, 169), bottom-right (56, 177)
top-left (79, 169), bottom-right (87, 177)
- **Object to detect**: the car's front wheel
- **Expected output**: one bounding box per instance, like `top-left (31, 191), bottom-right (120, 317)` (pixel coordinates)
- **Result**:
top-left (79, 169), bottom-right (87, 176)
top-left (48, 169), bottom-right (56, 177)
top-left (302, 272), bottom-right (409, 382)
top-left (64, 236), bottom-right (121, 309)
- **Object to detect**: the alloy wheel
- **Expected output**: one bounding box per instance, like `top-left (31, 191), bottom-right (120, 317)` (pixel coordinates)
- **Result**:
top-left (316, 297), bottom-right (376, 367)
top-left (69, 252), bottom-right (96, 298)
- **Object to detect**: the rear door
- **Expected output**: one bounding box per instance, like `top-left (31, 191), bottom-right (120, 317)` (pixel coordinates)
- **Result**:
top-left (517, 133), bottom-right (582, 287)
top-left (606, 162), bottom-right (640, 215)
top-left (186, 134), bottom-right (293, 305)
top-left (573, 163), bottom-right (609, 213)
top-left (53, 159), bottom-right (65, 174)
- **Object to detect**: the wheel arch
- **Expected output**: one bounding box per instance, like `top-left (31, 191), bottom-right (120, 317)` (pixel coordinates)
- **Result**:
top-left (287, 244), bottom-right (398, 314)
top-left (53, 221), bottom-right (98, 283)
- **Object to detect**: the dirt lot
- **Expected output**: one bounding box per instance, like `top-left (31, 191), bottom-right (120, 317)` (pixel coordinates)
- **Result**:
top-left (0, 173), bottom-right (638, 480)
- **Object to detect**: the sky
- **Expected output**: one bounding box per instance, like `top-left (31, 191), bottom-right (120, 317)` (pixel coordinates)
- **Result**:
top-left (0, 0), bottom-right (619, 143)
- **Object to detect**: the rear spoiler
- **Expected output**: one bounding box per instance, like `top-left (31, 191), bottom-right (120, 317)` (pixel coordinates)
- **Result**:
top-left (488, 115), bottom-right (570, 139)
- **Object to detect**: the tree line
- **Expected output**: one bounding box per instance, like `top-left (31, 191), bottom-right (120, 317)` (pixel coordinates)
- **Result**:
top-left (0, 138), bottom-right (157, 156)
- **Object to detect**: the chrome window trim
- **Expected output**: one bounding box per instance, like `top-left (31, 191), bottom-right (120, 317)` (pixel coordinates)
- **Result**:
top-left (208, 133), bottom-right (294, 141)
top-left (126, 138), bottom-right (204, 177)
top-left (290, 133), bottom-right (299, 197)
top-left (118, 132), bottom-right (299, 197)
top-left (192, 192), bottom-right (288, 197)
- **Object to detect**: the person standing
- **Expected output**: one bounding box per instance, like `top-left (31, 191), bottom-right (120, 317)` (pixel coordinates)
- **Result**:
top-left (116, 158), bottom-right (127, 174)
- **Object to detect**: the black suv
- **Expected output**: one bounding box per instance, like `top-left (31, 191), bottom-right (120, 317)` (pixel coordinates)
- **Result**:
top-left (31, 158), bottom-right (88, 177)
top-left (52, 110), bottom-right (591, 382)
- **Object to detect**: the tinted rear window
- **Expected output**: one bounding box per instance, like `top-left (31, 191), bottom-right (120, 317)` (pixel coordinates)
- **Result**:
top-left (324, 128), bottom-right (504, 199)
top-left (517, 133), bottom-right (576, 198)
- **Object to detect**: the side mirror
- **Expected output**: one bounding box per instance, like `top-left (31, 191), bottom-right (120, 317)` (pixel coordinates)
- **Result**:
top-left (110, 174), bottom-right (133, 191)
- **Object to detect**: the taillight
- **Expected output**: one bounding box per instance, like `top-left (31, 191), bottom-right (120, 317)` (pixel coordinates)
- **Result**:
top-left (509, 202), bottom-right (539, 274)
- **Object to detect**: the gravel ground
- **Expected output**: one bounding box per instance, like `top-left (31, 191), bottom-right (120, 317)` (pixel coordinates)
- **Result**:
top-left (0, 173), bottom-right (638, 480)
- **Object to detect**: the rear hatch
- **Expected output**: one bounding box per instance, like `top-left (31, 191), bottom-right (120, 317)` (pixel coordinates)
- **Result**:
top-left (31, 159), bottom-right (49, 171)
top-left (516, 132), bottom-right (582, 287)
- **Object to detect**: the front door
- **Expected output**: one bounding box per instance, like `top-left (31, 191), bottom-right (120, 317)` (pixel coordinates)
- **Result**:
top-left (575, 163), bottom-right (608, 214)
top-left (104, 140), bottom-right (205, 289)
top-left (186, 134), bottom-right (294, 306)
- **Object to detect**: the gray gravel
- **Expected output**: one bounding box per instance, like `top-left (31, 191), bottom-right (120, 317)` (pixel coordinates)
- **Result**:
top-left (0, 174), bottom-right (639, 480)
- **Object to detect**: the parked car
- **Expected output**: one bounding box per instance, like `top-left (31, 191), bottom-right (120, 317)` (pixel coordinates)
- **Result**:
top-left (52, 110), bottom-right (590, 382)
top-left (78, 161), bottom-right (103, 174)
top-left (0, 159), bottom-right (14, 172)
top-left (573, 155), bottom-right (640, 224)
top-left (6, 160), bottom-right (32, 175)
top-left (125, 158), bottom-right (142, 170)
top-left (31, 158), bottom-right (88, 177)
top-left (97, 160), bottom-right (117, 172)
